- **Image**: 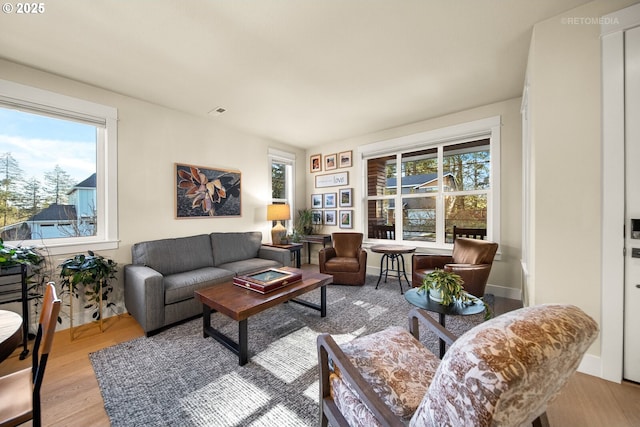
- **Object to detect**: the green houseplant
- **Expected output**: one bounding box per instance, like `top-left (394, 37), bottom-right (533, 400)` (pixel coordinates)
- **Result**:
top-left (59, 250), bottom-right (118, 323)
top-left (0, 238), bottom-right (44, 268)
top-left (295, 208), bottom-right (315, 236)
top-left (419, 268), bottom-right (491, 319)
top-left (419, 268), bottom-right (471, 306)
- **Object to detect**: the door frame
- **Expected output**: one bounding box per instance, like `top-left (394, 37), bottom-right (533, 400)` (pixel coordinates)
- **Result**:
top-left (601, 2), bottom-right (640, 383)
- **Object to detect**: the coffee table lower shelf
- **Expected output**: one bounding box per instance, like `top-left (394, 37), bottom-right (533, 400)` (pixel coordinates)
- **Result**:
top-left (196, 268), bottom-right (331, 366)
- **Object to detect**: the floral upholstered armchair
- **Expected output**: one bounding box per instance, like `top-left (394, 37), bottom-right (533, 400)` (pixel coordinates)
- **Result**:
top-left (317, 304), bottom-right (598, 427)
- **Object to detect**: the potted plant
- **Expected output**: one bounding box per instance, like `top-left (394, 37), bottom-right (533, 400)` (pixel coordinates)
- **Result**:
top-left (419, 268), bottom-right (492, 319)
top-left (419, 268), bottom-right (471, 306)
top-left (0, 238), bottom-right (44, 270)
top-left (0, 238), bottom-right (49, 300)
top-left (59, 250), bottom-right (118, 322)
top-left (295, 209), bottom-right (315, 236)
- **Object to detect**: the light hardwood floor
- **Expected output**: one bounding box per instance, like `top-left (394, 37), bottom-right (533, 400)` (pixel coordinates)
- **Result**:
top-left (1, 297), bottom-right (639, 427)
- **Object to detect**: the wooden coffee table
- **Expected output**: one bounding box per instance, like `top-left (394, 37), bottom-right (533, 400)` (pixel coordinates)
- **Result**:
top-left (195, 267), bottom-right (333, 365)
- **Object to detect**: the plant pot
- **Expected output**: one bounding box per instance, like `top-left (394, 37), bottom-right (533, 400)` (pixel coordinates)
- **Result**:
top-left (428, 288), bottom-right (444, 303)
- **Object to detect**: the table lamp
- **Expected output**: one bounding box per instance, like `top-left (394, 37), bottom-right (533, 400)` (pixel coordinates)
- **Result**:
top-left (267, 204), bottom-right (290, 244)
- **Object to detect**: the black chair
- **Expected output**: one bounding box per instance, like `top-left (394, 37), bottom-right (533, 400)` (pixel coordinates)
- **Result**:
top-left (452, 225), bottom-right (487, 241)
top-left (371, 224), bottom-right (395, 240)
top-left (0, 282), bottom-right (61, 427)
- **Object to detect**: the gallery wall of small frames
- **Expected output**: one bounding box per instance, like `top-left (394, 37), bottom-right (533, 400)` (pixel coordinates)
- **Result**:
top-left (309, 151), bottom-right (354, 229)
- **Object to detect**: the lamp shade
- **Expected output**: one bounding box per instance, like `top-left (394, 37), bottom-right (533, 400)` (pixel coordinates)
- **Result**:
top-left (267, 204), bottom-right (291, 221)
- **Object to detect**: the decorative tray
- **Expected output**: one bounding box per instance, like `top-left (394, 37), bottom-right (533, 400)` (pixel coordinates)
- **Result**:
top-left (233, 268), bottom-right (302, 294)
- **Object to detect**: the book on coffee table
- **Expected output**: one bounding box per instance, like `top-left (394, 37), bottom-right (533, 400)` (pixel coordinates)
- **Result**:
top-left (233, 268), bottom-right (302, 294)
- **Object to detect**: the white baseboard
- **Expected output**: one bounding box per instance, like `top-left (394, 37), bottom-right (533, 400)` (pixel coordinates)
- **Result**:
top-left (577, 353), bottom-right (604, 380)
top-left (485, 283), bottom-right (521, 300)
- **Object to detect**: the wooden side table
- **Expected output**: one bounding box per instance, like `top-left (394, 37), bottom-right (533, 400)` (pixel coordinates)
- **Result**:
top-left (0, 264), bottom-right (30, 359)
top-left (300, 234), bottom-right (332, 264)
top-left (0, 309), bottom-right (22, 363)
top-left (263, 243), bottom-right (303, 268)
top-left (370, 244), bottom-right (416, 294)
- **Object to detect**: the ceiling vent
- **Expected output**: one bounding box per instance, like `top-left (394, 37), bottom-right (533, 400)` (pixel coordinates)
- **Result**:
top-left (208, 107), bottom-right (227, 116)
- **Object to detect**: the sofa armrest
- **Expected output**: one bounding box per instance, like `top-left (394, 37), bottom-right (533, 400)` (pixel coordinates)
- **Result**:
top-left (358, 249), bottom-right (367, 266)
top-left (317, 333), bottom-right (404, 427)
top-left (124, 264), bottom-right (165, 335)
top-left (412, 254), bottom-right (454, 270)
top-left (412, 254), bottom-right (454, 288)
top-left (408, 308), bottom-right (457, 349)
top-left (443, 263), bottom-right (491, 297)
top-left (318, 247), bottom-right (337, 274)
top-left (258, 245), bottom-right (290, 266)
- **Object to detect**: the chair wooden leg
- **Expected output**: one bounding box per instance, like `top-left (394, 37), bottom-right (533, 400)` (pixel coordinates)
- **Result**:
top-left (532, 411), bottom-right (550, 427)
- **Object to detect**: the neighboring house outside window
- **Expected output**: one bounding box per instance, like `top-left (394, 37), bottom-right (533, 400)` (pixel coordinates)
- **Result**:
top-left (0, 79), bottom-right (118, 254)
top-left (16, 173), bottom-right (97, 240)
top-left (360, 116), bottom-right (500, 249)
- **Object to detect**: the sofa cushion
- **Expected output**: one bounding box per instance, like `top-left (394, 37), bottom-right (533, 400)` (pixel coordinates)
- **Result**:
top-left (131, 234), bottom-right (214, 276)
top-left (451, 238), bottom-right (498, 265)
top-left (333, 232), bottom-right (363, 258)
top-left (217, 258), bottom-right (281, 276)
top-left (211, 232), bottom-right (262, 266)
top-left (164, 267), bottom-right (234, 304)
top-left (325, 257), bottom-right (360, 273)
top-left (331, 326), bottom-right (440, 421)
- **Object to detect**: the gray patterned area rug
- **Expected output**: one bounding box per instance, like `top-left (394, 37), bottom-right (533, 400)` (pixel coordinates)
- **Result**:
top-left (90, 275), bottom-right (491, 427)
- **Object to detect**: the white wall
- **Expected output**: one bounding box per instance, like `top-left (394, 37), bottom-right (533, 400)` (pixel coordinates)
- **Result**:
top-left (526, 0), bottom-right (637, 368)
top-left (0, 59), bottom-right (306, 326)
top-left (305, 98), bottom-right (523, 297)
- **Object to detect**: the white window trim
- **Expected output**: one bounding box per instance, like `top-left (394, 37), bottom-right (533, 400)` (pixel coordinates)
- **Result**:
top-left (268, 148), bottom-right (296, 231)
top-left (0, 79), bottom-right (118, 255)
top-left (358, 116), bottom-right (501, 252)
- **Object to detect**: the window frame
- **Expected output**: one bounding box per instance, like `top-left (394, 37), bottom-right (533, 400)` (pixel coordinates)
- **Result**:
top-left (0, 79), bottom-right (118, 255)
top-left (268, 148), bottom-right (296, 233)
top-left (359, 116), bottom-right (501, 250)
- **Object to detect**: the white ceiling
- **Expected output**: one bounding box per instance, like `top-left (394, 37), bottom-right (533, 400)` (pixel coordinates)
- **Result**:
top-left (0, 0), bottom-right (590, 148)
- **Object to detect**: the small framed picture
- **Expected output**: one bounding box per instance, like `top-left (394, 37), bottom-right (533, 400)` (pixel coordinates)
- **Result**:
top-left (339, 188), bottom-right (352, 207)
top-left (338, 150), bottom-right (353, 168)
top-left (324, 210), bottom-right (337, 226)
top-left (310, 154), bottom-right (322, 173)
top-left (339, 210), bottom-right (353, 229)
top-left (323, 192), bottom-right (337, 208)
top-left (311, 193), bottom-right (323, 209)
top-left (325, 153), bottom-right (337, 170)
top-left (311, 210), bottom-right (323, 225)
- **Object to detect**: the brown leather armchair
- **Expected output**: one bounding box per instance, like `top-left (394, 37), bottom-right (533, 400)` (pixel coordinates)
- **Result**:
top-left (319, 232), bottom-right (367, 286)
top-left (412, 237), bottom-right (498, 297)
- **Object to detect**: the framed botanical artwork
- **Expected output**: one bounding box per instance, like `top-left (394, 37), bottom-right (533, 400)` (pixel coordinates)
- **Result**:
top-left (176, 163), bottom-right (241, 218)
top-left (310, 154), bottom-right (322, 173)
top-left (311, 210), bottom-right (323, 225)
top-left (325, 153), bottom-right (337, 170)
top-left (338, 150), bottom-right (353, 168)
top-left (323, 192), bottom-right (337, 209)
top-left (339, 188), bottom-right (352, 207)
top-left (339, 210), bottom-right (353, 229)
top-left (324, 210), bottom-right (337, 226)
top-left (311, 193), bottom-right (323, 209)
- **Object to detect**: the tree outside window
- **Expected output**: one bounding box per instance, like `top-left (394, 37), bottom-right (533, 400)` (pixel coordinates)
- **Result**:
top-left (0, 107), bottom-right (98, 242)
top-left (366, 138), bottom-right (491, 244)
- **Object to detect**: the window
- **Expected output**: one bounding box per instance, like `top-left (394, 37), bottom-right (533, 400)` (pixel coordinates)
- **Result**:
top-left (362, 117), bottom-right (500, 248)
top-left (0, 79), bottom-right (118, 254)
top-left (269, 148), bottom-right (295, 231)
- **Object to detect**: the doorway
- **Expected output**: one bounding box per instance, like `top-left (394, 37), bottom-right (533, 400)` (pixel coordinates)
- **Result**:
top-left (623, 25), bottom-right (640, 384)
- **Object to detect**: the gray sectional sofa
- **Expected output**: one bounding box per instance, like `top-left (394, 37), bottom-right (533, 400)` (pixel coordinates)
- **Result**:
top-left (124, 231), bottom-right (290, 335)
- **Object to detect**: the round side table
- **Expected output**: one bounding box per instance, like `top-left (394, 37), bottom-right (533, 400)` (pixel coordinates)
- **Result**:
top-left (0, 309), bottom-right (23, 363)
top-left (405, 287), bottom-right (485, 357)
top-left (370, 245), bottom-right (416, 294)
